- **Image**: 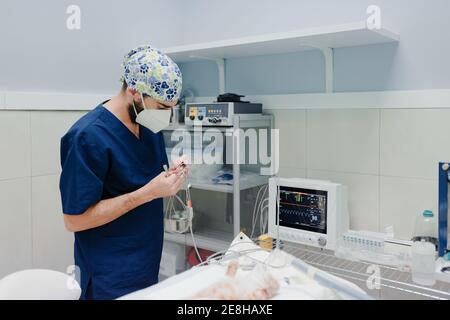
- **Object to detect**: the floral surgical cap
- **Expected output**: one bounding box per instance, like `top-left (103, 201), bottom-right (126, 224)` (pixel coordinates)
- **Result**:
top-left (121, 45), bottom-right (182, 103)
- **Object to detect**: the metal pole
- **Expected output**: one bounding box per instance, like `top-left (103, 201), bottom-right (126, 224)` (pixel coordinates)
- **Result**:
top-left (438, 162), bottom-right (449, 257)
top-left (233, 116), bottom-right (240, 236)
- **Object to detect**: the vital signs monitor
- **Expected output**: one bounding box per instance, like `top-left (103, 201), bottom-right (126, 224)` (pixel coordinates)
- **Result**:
top-left (268, 178), bottom-right (349, 250)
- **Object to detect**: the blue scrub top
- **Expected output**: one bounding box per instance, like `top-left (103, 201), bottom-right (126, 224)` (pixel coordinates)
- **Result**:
top-left (59, 104), bottom-right (169, 300)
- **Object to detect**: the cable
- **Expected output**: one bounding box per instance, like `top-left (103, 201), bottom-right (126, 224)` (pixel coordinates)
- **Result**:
top-left (197, 240), bottom-right (267, 267)
top-left (190, 209), bottom-right (372, 300)
top-left (195, 243), bottom-right (371, 299)
top-left (194, 238), bottom-right (290, 270)
top-left (260, 204), bottom-right (269, 234)
top-left (258, 198), bottom-right (269, 235)
top-left (185, 184), bottom-right (202, 264)
top-left (250, 185), bottom-right (269, 238)
top-left (165, 184), bottom-right (203, 264)
top-left (290, 258), bottom-right (373, 300)
top-left (201, 246), bottom-right (289, 270)
top-left (275, 181), bottom-right (280, 249)
top-left (189, 212), bottom-right (203, 264)
top-left (250, 185), bottom-right (266, 237)
top-left (168, 194), bottom-right (190, 233)
top-left (200, 181), bottom-right (279, 268)
top-left (260, 188), bottom-right (269, 233)
top-left (197, 245), bottom-right (270, 268)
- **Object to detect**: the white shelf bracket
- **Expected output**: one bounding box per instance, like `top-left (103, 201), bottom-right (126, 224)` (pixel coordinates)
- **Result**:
top-left (215, 58), bottom-right (226, 95)
top-left (300, 43), bottom-right (334, 93)
top-left (321, 47), bottom-right (334, 94)
top-left (188, 55), bottom-right (226, 94)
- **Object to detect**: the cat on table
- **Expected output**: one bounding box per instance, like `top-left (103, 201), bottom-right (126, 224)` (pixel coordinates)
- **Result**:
top-left (192, 260), bottom-right (280, 300)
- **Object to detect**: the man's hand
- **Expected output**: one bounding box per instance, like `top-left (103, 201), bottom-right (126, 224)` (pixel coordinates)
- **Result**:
top-left (144, 169), bottom-right (186, 200)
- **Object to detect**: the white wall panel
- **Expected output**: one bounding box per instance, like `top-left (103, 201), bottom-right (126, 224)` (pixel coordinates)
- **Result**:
top-left (0, 178), bottom-right (32, 278)
top-left (0, 111), bottom-right (31, 180)
top-left (32, 175), bottom-right (74, 272)
top-left (307, 109), bottom-right (380, 175)
top-left (31, 111), bottom-right (86, 176)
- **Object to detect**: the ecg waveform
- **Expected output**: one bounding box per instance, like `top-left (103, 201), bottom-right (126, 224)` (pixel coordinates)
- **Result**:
top-left (279, 189), bottom-right (327, 229)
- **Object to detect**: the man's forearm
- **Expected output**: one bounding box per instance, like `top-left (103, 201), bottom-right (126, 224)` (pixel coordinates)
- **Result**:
top-left (64, 184), bottom-right (156, 232)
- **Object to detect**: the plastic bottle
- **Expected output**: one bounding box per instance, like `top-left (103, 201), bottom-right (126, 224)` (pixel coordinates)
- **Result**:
top-left (412, 210), bottom-right (438, 244)
top-left (410, 210), bottom-right (437, 286)
top-left (411, 239), bottom-right (436, 286)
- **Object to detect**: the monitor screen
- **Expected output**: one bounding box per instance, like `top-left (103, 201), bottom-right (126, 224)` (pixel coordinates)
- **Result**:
top-left (278, 186), bottom-right (328, 234)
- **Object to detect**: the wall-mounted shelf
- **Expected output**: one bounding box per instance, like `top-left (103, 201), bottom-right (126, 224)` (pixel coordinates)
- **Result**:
top-left (163, 21), bottom-right (398, 62)
top-left (162, 21), bottom-right (399, 93)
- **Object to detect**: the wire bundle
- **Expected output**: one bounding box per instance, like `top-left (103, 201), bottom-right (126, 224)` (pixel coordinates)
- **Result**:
top-left (250, 185), bottom-right (270, 239)
top-left (165, 187), bottom-right (203, 263)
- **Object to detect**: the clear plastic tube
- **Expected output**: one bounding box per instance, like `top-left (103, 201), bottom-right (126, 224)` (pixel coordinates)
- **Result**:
top-left (290, 258), bottom-right (373, 300)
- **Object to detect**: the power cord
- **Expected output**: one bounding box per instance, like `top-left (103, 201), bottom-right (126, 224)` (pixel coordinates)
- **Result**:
top-left (164, 184), bottom-right (203, 264)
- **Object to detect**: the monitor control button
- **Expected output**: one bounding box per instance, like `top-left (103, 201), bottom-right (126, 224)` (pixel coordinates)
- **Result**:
top-left (318, 237), bottom-right (327, 247)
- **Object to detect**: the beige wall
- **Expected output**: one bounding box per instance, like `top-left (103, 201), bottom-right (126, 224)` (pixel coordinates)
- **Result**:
top-left (0, 110), bottom-right (86, 278)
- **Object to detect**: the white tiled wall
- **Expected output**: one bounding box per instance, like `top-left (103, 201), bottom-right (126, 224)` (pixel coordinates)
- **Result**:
top-left (269, 107), bottom-right (447, 239)
top-left (31, 111), bottom-right (85, 176)
top-left (0, 111), bottom-right (31, 180)
top-left (272, 109), bottom-right (307, 169)
top-left (307, 109), bottom-right (380, 175)
top-left (32, 174), bottom-right (74, 271)
top-left (0, 178), bottom-right (32, 277)
top-left (380, 109), bottom-right (450, 180)
top-left (0, 109), bottom-right (86, 278)
top-left (307, 170), bottom-right (380, 232)
top-left (380, 176), bottom-right (437, 239)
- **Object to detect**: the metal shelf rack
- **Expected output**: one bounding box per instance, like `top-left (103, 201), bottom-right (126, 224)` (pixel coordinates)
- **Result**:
top-left (162, 114), bottom-right (274, 252)
top-left (283, 242), bottom-right (450, 300)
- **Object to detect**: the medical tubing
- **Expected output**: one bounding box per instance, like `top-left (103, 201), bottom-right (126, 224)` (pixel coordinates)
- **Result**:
top-left (197, 247), bottom-right (270, 268)
top-left (251, 185), bottom-right (266, 238)
top-left (256, 186), bottom-right (268, 230)
top-left (189, 213), bottom-right (203, 263)
top-left (199, 239), bottom-right (287, 269)
top-left (261, 204), bottom-right (269, 234)
top-left (196, 240), bottom-right (270, 267)
top-left (184, 183), bottom-right (202, 264)
top-left (164, 171), bottom-right (203, 263)
top-left (259, 198), bottom-right (269, 235)
top-left (251, 185), bottom-right (269, 238)
top-left (193, 236), bottom-right (372, 299)
top-left (290, 258), bottom-right (373, 300)
top-left (276, 182), bottom-right (281, 250)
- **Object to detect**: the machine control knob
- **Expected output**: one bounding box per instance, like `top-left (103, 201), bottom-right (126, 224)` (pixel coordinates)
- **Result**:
top-left (318, 237), bottom-right (327, 247)
top-left (198, 115), bottom-right (204, 121)
top-left (189, 115), bottom-right (195, 121)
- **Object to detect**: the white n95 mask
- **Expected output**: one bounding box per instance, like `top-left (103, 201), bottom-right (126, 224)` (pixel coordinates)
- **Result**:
top-left (133, 93), bottom-right (171, 133)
